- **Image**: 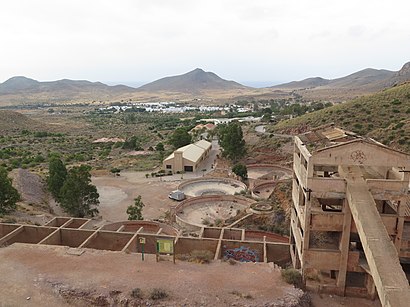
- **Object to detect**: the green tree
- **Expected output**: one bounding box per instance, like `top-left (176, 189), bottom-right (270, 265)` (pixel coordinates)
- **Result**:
top-left (47, 158), bottom-right (67, 201)
top-left (122, 136), bottom-right (142, 150)
top-left (155, 142), bottom-right (165, 151)
top-left (169, 127), bottom-right (191, 149)
top-left (59, 165), bottom-right (99, 218)
top-left (127, 195), bottom-right (144, 220)
top-left (218, 122), bottom-right (246, 162)
top-left (232, 163), bottom-right (248, 180)
top-left (0, 167), bottom-right (20, 215)
top-left (124, 113), bottom-right (137, 124)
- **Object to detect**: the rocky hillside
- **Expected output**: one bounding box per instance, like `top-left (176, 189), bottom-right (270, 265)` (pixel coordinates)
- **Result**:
top-left (272, 82), bottom-right (410, 153)
top-left (0, 110), bottom-right (45, 133)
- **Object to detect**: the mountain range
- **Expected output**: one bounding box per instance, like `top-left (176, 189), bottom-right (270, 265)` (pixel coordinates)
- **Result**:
top-left (0, 62), bottom-right (409, 105)
top-left (272, 62), bottom-right (410, 101)
top-left (273, 63), bottom-right (410, 90)
top-left (0, 77), bottom-right (132, 94)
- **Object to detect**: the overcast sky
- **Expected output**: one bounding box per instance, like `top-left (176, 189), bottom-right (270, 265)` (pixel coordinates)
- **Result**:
top-left (1, 0), bottom-right (409, 87)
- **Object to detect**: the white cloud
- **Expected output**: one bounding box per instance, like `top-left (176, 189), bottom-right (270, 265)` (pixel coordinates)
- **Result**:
top-left (0, 0), bottom-right (409, 84)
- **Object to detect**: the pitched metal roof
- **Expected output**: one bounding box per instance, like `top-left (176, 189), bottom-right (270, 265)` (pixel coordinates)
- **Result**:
top-left (163, 140), bottom-right (212, 163)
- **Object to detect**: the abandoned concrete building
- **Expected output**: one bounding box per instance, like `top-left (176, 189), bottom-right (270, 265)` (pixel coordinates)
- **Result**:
top-left (290, 125), bottom-right (410, 306)
top-left (163, 139), bottom-right (212, 173)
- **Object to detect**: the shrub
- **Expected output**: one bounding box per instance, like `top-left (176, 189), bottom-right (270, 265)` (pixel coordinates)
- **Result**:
top-left (281, 268), bottom-right (303, 288)
top-left (130, 288), bottom-right (143, 299)
top-left (202, 218), bottom-right (211, 226)
top-left (214, 218), bottom-right (224, 227)
top-left (110, 167), bottom-right (121, 174)
top-left (149, 288), bottom-right (168, 300)
top-left (398, 138), bottom-right (406, 145)
top-left (227, 258), bottom-right (237, 265)
top-left (178, 250), bottom-right (214, 264)
top-left (394, 122), bottom-right (405, 130)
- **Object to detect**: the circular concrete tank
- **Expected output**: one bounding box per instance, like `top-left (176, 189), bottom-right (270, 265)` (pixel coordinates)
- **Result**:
top-left (178, 178), bottom-right (247, 197)
top-left (252, 181), bottom-right (276, 199)
top-left (250, 202), bottom-right (274, 214)
top-left (175, 195), bottom-right (255, 231)
top-left (247, 164), bottom-right (292, 180)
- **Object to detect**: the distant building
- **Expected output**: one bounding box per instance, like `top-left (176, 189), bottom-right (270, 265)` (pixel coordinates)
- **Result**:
top-left (190, 123), bottom-right (216, 133)
top-left (163, 140), bottom-right (212, 173)
top-left (200, 116), bottom-right (262, 125)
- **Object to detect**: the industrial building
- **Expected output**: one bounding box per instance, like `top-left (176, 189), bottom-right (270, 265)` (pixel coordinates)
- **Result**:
top-left (290, 125), bottom-right (410, 306)
top-left (163, 140), bottom-right (212, 173)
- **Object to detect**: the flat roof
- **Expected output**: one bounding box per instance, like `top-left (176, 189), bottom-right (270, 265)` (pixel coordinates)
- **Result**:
top-left (298, 124), bottom-right (372, 151)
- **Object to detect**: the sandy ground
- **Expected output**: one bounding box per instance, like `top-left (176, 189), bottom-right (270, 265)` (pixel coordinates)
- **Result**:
top-left (0, 244), bottom-right (304, 307)
top-left (0, 244), bottom-right (381, 307)
top-left (92, 140), bottom-right (222, 223)
top-left (92, 171), bottom-right (179, 222)
top-left (310, 293), bottom-right (380, 307)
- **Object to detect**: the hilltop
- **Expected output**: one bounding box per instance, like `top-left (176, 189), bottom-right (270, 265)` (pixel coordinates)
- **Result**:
top-left (272, 68), bottom-right (394, 90)
top-left (272, 77), bottom-right (330, 89)
top-left (138, 68), bottom-right (248, 93)
top-left (272, 82), bottom-right (410, 152)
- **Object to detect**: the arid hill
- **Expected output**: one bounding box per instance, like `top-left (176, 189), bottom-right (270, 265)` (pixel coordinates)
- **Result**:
top-left (271, 62), bottom-right (410, 102)
top-left (0, 77), bottom-right (135, 106)
top-left (272, 69), bottom-right (394, 90)
top-left (272, 77), bottom-right (330, 89)
top-left (0, 76), bottom-right (132, 94)
top-left (0, 110), bottom-right (43, 133)
top-left (138, 68), bottom-right (248, 94)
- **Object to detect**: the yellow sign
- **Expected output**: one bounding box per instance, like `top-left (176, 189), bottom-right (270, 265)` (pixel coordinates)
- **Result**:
top-left (139, 237), bottom-right (146, 244)
top-left (157, 239), bottom-right (174, 254)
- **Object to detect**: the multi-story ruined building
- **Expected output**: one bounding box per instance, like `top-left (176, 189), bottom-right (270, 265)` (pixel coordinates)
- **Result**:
top-left (290, 125), bottom-right (410, 306)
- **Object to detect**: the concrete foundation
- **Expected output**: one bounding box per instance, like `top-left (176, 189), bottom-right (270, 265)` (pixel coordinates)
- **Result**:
top-left (178, 178), bottom-right (247, 197)
top-left (175, 195), bottom-right (255, 231)
top-left (0, 217), bottom-right (290, 266)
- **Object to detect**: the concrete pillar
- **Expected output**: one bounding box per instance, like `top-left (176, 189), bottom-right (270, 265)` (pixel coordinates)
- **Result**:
top-left (394, 198), bottom-right (405, 252)
top-left (336, 199), bottom-right (352, 295)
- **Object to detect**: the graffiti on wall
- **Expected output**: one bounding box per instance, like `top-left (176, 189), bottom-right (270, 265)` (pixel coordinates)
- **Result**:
top-left (223, 246), bottom-right (260, 262)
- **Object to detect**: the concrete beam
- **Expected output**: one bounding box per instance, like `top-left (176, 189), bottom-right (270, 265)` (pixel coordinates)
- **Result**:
top-left (0, 225), bottom-right (24, 246)
top-left (342, 165), bottom-right (410, 307)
